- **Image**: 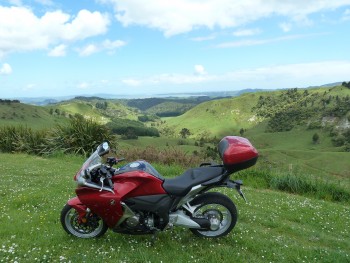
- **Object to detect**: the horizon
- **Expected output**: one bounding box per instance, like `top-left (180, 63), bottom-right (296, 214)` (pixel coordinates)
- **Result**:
top-left (1, 1), bottom-right (350, 98)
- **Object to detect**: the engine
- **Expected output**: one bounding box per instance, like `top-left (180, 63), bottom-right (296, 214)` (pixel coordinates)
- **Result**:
top-left (123, 212), bottom-right (155, 232)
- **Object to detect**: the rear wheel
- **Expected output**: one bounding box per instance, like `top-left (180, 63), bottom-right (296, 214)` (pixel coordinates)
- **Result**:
top-left (60, 204), bottom-right (108, 238)
top-left (189, 192), bottom-right (237, 238)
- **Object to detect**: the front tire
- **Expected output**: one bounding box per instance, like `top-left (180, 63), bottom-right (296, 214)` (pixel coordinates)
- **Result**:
top-left (60, 204), bottom-right (108, 238)
top-left (189, 192), bottom-right (238, 238)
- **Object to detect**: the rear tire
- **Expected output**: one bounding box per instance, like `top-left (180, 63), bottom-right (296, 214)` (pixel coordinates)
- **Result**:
top-left (60, 204), bottom-right (108, 238)
top-left (189, 192), bottom-right (237, 238)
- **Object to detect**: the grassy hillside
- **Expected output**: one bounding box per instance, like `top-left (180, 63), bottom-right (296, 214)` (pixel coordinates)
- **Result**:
top-left (2, 86), bottom-right (349, 183)
top-left (157, 86), bottom-right (350, 182)
top-left (164, 86), bottom-right (350, 138)
top-left (50, 97), bottom-right (140, 123)
top-left (0, 153), bottom-right (349, 262)
top-left (0, 101), bottom-right (68, 129)
top-left (163, 92), bottom-right (262, 137)
top-left (125, 97), bottom-right (211, 117)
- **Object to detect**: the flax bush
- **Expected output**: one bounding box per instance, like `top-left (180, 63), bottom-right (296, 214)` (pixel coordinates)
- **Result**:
top-left (0, 125), bottom-right (47, 154)
top-left (0, 117), bottom-right (116, 156)
top-left (44, 116), bottom-right (116, 156)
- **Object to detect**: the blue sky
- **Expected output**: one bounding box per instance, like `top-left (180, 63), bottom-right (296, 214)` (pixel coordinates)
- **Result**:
top-left (1, 0), bottom-right (350, 98)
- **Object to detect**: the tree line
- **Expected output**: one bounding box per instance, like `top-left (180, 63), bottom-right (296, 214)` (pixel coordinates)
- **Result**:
top-left (341, 81), bottom-right (350, 88)
top-left (0, 99), bottom-right (20, 104)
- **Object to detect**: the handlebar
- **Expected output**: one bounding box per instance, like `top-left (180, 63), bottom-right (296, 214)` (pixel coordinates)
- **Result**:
top-left (98, 165), bottom-right (115, 191)
top-left (107, 157), bottom-right (125, 166)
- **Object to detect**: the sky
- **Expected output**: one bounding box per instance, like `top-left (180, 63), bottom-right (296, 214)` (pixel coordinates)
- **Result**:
top-left (0, 0), bottom-right (350, 98)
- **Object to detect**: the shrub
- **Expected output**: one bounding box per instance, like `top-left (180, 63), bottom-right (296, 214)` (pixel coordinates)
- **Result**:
top-left (44, 117), bottom-right (116, 156)
top-left (107, 118), bottom-right (160, 137)
top-left (239, 169), bottom-right (350, 203)
top-left (332, 134), bottom-right (345, 147)
top-left (0, 125), bottom-right (47, 154)
top-left (118, 146), bottom-right (202, 168)
top-left (312, 133), bottom-right (320, 144)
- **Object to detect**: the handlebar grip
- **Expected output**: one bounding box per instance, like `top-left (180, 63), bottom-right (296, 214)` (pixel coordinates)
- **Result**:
top-left (107, 178), bottom-right (113, 188)
top-left (99, 167), bottom-right (108, 176)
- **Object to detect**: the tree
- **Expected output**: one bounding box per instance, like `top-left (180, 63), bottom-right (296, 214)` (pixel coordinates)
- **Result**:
top-left (342, 81), bottom-right (350, 89)
top-left (239, 128), bottom-right (245, 136)
top-left (312, 133), bottom-right (320, 144)
top-left (179, 128), bottom-right (191, 139)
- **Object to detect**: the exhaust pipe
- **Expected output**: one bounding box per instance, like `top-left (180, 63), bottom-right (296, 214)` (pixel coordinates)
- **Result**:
top-left (169, 211), bottom-right (210, 229)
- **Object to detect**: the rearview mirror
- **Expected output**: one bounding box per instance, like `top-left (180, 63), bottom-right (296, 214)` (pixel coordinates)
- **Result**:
top-left (97, 142), bottom-right (110, 156)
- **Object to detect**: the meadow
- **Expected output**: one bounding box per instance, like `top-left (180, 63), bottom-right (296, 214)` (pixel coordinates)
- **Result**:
top-left (0, 153), bottom-right (349, 263)
top-left (1, 86), bottom-right (350, 262)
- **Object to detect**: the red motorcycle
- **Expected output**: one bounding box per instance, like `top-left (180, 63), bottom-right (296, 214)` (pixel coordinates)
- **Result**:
top-left (61, 136), bottom-right (258, 239)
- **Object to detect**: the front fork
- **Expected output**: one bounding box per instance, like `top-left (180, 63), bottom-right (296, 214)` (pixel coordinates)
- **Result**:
top-left (67, 197), bottom-right (88, 223)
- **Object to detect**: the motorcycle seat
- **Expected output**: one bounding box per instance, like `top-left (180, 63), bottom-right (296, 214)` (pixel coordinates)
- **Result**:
top-left (162, 166), bottom-right (224, 196)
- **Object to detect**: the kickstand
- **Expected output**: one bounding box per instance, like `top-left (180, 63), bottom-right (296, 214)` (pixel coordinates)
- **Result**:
top-left (150, 231), bottom-right (158, 246)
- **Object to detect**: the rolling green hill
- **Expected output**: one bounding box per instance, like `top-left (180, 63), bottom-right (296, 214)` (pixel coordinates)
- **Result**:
top-left (159, 85), bottom-right (350, 181)
top-left (0, 100), bottom-right (68, 129)
top-left (1, 85), bottom-right (349, 181)
top-left (126, 97), bottom-right (212, 117)
top-left (163, 92), bottom-right (263, 137)
top-left (50, 97), bottom-right (140, 123)
top-left (164, 85), bottom-right (350, 138)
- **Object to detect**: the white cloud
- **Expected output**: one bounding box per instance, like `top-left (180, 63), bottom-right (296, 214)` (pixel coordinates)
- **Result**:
top-left (78, 44), bottom-right (99, 57)
top-left (78, 39), bottom-right (126, 56)
top-left (122, 72), bottom-right (216, 87)
top-left (194, 65), bottom-right (206, 75)
top-left (77, 82), bottom-right (90, 89)
top-left (0, 63), bottom-right (12, 75)
top-left (224, 61), bottom-right (350, 88)
top-left (122, 79), bottom-right (141, 86)
top-left (22, 83), bottom-right (36, 91)
top-left (102, 0), bottom-right (350, 36)
top-left (190, 34), bottom-right (216, 42)
top-left (343, 9), bottom-right (350, 20)
top-left (48, 44), bottom-right (67, 57)
top-left (214, 33), bottom-right (328, 48)
top-left (102, 39), bottom-right (126, 53)
top-left (279, 22), bottom-right (292, 32)
top-left (0, 6), bottom-right (110, 56)
top-left (233, 28), bottom-right (261, 37)
top-left (120, 61), bottom-right (350, 89)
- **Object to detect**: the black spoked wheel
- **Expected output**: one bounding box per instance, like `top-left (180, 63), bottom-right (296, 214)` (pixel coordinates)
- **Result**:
top-left (189, 192), bottom-right (238, 238)
top-left (60, 204), bottom-right (108, 238)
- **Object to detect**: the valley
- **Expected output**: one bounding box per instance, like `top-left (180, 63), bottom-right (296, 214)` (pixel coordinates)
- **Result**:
top-left (1, 84), bottom-right (350, 188)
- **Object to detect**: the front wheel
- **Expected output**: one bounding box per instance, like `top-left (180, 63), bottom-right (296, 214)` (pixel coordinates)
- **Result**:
top-left (189, 192), bottom-right (238, 238)
top-left (60, 204), bottom-right (108, 238)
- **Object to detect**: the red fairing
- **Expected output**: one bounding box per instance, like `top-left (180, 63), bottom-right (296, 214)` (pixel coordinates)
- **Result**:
top-left (67, 197), bottom-right (87, 218)
top-left (220, 136), bottom-right (258, 165)
top-left (113, 171), bottom-right (166, 198)
top-left (75, 170), bottom-right (166, 228)
top-left (76, 187), bottom-right (123, 228)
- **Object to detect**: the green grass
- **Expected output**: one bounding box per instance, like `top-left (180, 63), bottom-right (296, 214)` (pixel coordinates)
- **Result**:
top-left (53, 99), bottom-right (140, 123)
top-left (0, 103), bottom-right (69, 130)
top-left (119, 136), bottom-right (199, 152)
top-left (0, 153), bottom-right (349, 262)
top-left (164, 93), bottom-right (262, 137)
top-left (242, 126), bottom-right (350, 189)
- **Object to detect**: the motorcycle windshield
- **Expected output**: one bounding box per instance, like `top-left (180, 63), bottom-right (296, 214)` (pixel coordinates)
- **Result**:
top-left (75, 150), bottom-right (102, 179)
